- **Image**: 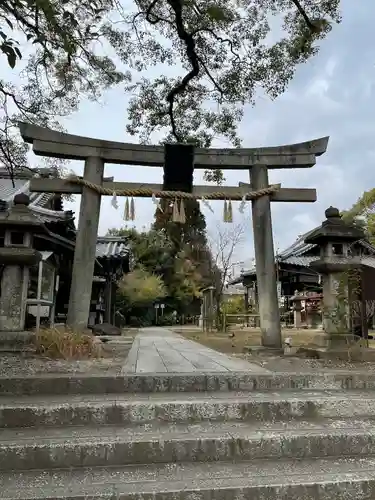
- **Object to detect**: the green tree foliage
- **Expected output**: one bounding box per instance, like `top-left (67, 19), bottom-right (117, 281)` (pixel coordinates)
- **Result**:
top-left (153, 199), bottom-right (206, 250)
top-left (221, 295), bottom-right (246, 315)
top-left (153, 199), bottom-right (215, 301)
top-left (118, 268), bottom-right (166, 306)
top-left (169, 249), bottom-right (203, 307)
top-left (109, 226), bottom-right (216, 318)
top-left (0, 0), bottom-right (127, 176)
top-left (342, 189), bottom-right (375, 245)
top-left (2, 0), bottom-right (341, 182)
top-left (114, 226), bottom-right (176, 275)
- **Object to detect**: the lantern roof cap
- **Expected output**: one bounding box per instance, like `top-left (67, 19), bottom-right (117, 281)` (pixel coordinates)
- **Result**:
top-left (304, 206), bottom-right (364, 244)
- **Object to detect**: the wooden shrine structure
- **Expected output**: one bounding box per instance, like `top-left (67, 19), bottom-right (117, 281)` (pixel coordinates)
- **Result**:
top-left (19, 122), bottom-right (329, 348)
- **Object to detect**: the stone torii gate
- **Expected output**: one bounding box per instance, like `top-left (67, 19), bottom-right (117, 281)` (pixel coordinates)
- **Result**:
top-left (19, 122), bottom-right (329, 348)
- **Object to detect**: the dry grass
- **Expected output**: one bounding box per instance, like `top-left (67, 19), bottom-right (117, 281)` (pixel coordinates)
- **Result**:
top-left (33, 327), bottom-right (103, 359)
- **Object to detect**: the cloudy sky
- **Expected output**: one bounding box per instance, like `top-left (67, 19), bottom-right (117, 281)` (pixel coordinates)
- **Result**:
top-left (43, 0), bottom-right (374, 268)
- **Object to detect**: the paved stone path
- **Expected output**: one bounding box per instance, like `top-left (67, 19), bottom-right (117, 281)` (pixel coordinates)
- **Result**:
top-left (122, 327), bottom-right (270, 373)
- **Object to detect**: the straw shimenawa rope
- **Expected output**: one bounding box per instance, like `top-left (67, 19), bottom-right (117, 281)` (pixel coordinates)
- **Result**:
top-left (66, 176), bottom-right (281, 201)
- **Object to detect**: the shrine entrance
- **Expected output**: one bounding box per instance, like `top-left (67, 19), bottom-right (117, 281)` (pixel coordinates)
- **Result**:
top-left (19, 122), bottom-right (329, 348)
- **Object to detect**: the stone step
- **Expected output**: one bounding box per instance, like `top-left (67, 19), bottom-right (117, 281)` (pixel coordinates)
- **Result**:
top-left (2, 419), bottom-right (375, 471)
top-left (1, 371), bottom-right (375, 395)
top-left (2, 456), bottom-right (375, 499)
top-left (3, 390), bottom-right (375, 427)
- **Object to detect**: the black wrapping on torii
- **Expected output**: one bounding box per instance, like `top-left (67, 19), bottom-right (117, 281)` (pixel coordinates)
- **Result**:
top-left (163, 143), bottom-right (194, 193)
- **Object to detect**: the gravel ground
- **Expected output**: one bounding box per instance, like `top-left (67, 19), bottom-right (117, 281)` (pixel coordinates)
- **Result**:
top-left (175, 328), bottom-right (375, 373)
top-left (0, 342), bottom-right (132, 377)
top-left (237, 352), bottom-right (375, 373)
top-left (1, 351), bottom-right (373, 377)
top-left (2, 334), bottom-right (374, 377)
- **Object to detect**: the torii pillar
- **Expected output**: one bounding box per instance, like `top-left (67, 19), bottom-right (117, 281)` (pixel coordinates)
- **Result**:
top-left (67, 157), bottom-right (104, 329)
top-left (251, 164), bottom-right (281, 348)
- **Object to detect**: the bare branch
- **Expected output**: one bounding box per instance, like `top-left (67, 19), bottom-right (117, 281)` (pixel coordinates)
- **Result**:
top-left (208, 223), bottom-right (245, 297)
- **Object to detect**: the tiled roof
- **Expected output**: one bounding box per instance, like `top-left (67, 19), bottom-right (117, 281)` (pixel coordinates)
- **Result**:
top-left (34, 232), bottom-right (130, 261)
top-left (95, 237), bottom-right (130, 259)
top-left (0, 168), bottom-right (130, 261)
top-left (359, 239), bottom-right (375, 253)
top-left (0, 177), bottom-right (30, 201)
top-left (360, 256), bottom-right (375, 269)
top-left (277, 229), bottom-right (316, 259)
top-left (223, 284), bottom-right (246, 295)
top-left (226, 276), bottom-right (244, 285)
top-left (281, 256), bottom-right (320, 267)
top-left (227, 265), bottom-right (256, 282)
top-left (28, 204), bottom-right (74, 223)
top-left (0, 168), bottom-right (73, 223)
top-left (278, 228), bottom-right (375, 261)
top-left (229, 229), bottom-right (375, 285)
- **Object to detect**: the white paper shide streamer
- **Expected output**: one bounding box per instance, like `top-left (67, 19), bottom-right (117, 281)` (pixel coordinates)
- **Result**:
top-left (201, 196), bottom-right (214, 213)
top-left (152, 193), bottom-right (163, 213)
top-left (111, 191), bottom-right (119, 209)
top-left (239, 194), bottom-right (247, 214)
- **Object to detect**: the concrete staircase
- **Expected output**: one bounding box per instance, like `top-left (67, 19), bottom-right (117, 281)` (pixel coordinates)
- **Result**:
top-left (2, 372), bottom-right (375, 498)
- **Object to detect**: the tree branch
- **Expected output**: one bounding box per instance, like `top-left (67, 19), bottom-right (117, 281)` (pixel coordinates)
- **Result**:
top-left (140, 0), bottom-right (324, 145)
top-left (192, 27), bottom-right (240, 61)
top-left (133, 0), bottom-right (163, 25)
top-left (209, 224), bottom-right (245, 297)
top-left (165, 0), bottom-right (200, 142)
top-left (291, 0), bottom-right (320, 32)
top-left (197, 55), bottom-right (224, 96)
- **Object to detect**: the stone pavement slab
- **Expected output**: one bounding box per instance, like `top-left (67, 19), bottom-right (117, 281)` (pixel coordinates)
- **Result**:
top-left (122, 327), bottom-right (270, 374)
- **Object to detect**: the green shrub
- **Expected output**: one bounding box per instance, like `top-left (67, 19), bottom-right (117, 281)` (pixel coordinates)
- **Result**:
top-left (158, 312), bottom-right (174, 326)
top-left (118, 268), bottom-right (166, 306)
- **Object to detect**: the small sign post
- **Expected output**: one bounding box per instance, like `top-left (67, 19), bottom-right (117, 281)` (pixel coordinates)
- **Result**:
top-left (154, 303), bottom-right (160, 324)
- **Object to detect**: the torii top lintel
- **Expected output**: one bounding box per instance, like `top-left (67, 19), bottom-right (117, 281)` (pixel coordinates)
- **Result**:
top-left (19, 122), bottom-right (329, 170)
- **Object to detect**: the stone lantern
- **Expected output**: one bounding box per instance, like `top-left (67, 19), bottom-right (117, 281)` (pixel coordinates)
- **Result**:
top-left (304, 206), bottom-right (364, 344)
top-left (0, 194), bottom-right (45, 336)
top-left (290, 290), bottom-right (304, 328)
